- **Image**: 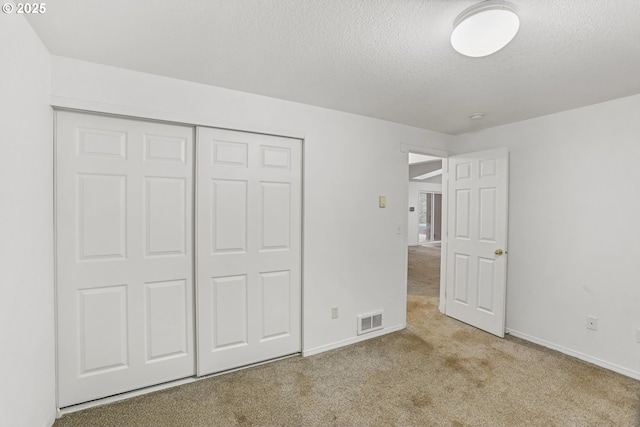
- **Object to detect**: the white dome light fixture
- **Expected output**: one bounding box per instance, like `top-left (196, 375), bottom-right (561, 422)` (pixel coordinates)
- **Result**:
top-left (451, 0), bottom-right (520, 58)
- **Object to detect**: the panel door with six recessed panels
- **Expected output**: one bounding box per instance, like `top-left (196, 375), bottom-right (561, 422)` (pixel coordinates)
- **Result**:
top-left (56, 111), bottom-right (302, 406)
top-left (195, 126), bottom-right (301, 376)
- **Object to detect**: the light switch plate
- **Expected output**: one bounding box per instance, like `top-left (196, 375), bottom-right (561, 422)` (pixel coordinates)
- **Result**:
top-left (379, 196), bottom-right (386, 208)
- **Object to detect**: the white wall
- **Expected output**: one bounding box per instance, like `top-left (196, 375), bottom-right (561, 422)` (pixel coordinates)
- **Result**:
top-left (407, 181), bottom-right (442, 246)
top-left (50, 56), bottom-right (451, 356)
top-left (0, 7), bottom-right (55, 427)
top-left (451, 94), bottom-right (640, 379)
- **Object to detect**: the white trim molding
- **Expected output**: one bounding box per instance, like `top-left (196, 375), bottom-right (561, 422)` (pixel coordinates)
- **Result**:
top-left (302, 324), bottom-right (405, 357)
top-left (50, 95), bottom-right (307, 141)
top-left (507, 328), bottom-right (640, 380)
top-left (400, 143), bottom-right (450, 158)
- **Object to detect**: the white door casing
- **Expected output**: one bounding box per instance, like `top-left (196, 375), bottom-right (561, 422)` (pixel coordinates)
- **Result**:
top-left (56, 111), bottom-right (195, 407)
top-left (445, 148), bottom-right (509, 337)
top-left (196, 127), bottom-right (302, 375)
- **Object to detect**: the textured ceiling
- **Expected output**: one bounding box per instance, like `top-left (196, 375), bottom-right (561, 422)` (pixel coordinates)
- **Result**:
top-left (26, 0), bottom-right (640, 135)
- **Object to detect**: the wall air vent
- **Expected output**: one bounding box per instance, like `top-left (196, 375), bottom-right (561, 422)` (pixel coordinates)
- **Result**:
top-left (357, 311), bottom-right (383, 335)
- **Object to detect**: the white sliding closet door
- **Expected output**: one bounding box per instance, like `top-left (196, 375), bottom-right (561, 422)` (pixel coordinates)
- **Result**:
top-left (56, 111), bottom-right (195, 407)
top-left (196, 127), bottom-right (302, 375)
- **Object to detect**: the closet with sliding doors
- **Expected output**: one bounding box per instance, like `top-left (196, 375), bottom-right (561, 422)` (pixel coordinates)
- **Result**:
top-left (55, 111), bottom-right (302, 407)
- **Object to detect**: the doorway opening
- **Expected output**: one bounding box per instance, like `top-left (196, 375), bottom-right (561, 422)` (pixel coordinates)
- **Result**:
top-left (418, 191), bottom-right (442, 245)
top-left (406, 152), bottom-right (444, 317)
top-left (404, 146), bottom-right (510, 337)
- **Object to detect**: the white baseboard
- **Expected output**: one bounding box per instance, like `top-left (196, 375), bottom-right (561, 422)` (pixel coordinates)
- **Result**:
top-left (302, 324), bottom-right (405, 357)
top-left (506, 328), bottom-right (640, 380)
top-left (46, 412), bottom-right (57, 427)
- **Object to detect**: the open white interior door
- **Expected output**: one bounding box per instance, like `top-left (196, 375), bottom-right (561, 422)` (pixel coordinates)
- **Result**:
top-left (444, 148), bottom-right (508, 337)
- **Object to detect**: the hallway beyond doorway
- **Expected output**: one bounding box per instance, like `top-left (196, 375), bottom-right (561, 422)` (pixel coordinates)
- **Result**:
top-left (407, 244), bottom-right (440, 298)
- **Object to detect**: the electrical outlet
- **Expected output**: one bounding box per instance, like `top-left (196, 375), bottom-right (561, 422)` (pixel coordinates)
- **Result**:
top-left (586, 316), bottom-right (598, 331)
top-left (331, 306), bottom-right (339, 319)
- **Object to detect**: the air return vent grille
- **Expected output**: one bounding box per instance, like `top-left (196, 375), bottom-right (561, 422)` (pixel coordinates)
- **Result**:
top-left (357, 311), bottom-right (383, 335)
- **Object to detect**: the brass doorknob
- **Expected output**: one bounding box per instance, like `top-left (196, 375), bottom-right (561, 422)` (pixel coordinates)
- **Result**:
top-left (494, 249), bottom-right (504, 255)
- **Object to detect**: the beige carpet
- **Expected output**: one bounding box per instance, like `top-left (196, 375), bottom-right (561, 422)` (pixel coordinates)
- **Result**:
top-left (407, 244), bottom-right (441, 297)
top-left (54, 246), bottom-right (640, 427)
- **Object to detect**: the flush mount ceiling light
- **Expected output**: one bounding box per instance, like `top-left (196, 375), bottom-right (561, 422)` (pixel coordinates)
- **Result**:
top-left (451, 0), bottom-right (520, 58)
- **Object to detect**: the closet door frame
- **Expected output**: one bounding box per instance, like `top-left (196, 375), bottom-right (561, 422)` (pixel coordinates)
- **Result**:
top-left (53, 107), bottom-right (305, 410)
